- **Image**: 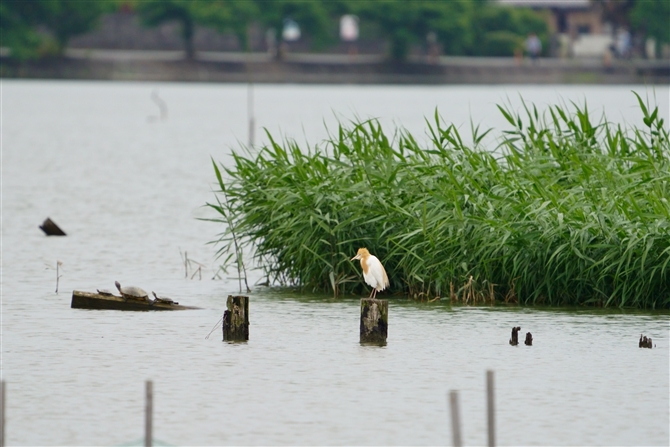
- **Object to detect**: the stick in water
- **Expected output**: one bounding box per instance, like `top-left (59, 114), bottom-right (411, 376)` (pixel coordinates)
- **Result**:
top-left (145, 380), bottom-right (153, 447)
top-left (55, 261), bottom-right (63, 293)
top-left (449, 390), bottom-right (462, 447)
top-left (205, 316), bottom-right (224, 339)
top-left (487, 370), bottom-right (495, 447)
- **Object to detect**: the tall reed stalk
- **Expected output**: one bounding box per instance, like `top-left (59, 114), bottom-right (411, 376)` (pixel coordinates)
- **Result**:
top-left (207, 93), bottom-right (669, 308)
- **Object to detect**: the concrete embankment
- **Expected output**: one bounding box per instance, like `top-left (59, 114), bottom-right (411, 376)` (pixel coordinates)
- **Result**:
top-left (1, 50), bottom-right (668, 84)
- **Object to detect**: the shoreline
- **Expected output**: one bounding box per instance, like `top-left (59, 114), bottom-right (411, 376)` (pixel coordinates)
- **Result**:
top-left (1, 50), bottom-right (668, 84)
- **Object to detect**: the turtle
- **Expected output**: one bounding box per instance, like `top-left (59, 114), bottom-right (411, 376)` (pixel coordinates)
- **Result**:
top-left (152, 291), bottom-right (178, 305)
top-left (97, 288), bottom-right (116, 296)
top-left (115, 281), bottom-right (150, 302)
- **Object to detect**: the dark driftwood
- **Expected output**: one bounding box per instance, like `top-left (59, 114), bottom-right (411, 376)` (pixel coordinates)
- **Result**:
top-left (360, 298), bottom-right (388, 345)
top-left (71, 290), bottom-right (197, 311)
top-left (509, 326), bottom-right (521, 346)
top-left (223, 295), bottom-right (249, 341)
top-left (39, 217), bottom-right (66, 236)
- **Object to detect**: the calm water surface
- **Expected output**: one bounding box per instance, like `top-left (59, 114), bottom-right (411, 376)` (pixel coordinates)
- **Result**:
top-left (2, 80), bottom-right (669, 446)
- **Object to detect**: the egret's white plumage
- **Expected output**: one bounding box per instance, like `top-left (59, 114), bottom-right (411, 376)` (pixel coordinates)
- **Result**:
top-left (351, 248), bottom-right (389, 298)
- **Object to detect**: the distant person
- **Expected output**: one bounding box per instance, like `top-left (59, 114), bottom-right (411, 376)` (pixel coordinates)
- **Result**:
top-left (526, 33), bottom-right (542, 63)
top-left (616, 29), bottom-right (631, 59)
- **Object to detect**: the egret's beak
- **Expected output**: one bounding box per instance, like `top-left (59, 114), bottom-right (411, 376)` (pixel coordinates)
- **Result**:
top-left (351, 254), bottom-right (360, 261)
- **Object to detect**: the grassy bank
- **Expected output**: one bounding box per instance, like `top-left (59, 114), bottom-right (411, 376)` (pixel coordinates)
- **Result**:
top-left (208, 93), bottom-right (669, 308)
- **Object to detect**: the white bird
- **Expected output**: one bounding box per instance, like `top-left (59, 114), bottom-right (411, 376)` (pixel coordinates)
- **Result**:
top-left (351, 247), bottom-right (390, 299)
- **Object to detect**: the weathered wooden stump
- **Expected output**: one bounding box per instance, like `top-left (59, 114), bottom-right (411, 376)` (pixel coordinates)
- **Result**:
top-left (39, 217), bottom-right (66, 236)
top-left (509, 326), bottom-right (520, 346)
top-left (360, 298), bottom-right (388, 345)
top-left (524, 332), bottom-right (533, 346)
top-left (223, 295), bottom-right (249, 342)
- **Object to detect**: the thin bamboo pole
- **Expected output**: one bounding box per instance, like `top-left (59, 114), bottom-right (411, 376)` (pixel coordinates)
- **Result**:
top-left (449, 390), bottom-right (462, 447)
top-left (145, 381), bottom-right (153, 447)
top-left (1, 380), bottom-right (5, 447)
top-left (486, 370), bottom-right (495, 447)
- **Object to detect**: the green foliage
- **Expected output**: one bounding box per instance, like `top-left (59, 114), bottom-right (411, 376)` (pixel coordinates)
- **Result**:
top-left (0, 0), bottom-right (109, 57)
top-left (257, 0), bottom-right (334, 49)
top-left (470, 6), bottom-right (548, 56)
top-left (209, 95), bottom-right (670, 308)
top-left (631, 0), bottom-right (670, 46)
top-left (136, 0), bottom-right (257, 58)
top-left (42, 0), bottom-right (107, 52)
top-left (0, 1), bottom-right (45, 58)
top-left (353, 0), bottom-right (474, 60)
top-left (481, 31), bottom-right (523, 57)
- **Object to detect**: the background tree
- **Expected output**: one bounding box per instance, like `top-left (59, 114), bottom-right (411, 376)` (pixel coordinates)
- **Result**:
top-left (1, 0), bottom-right (107, 58)
top-left (42, 0), bottom-right (109, 54)
top-left (470, 5), bottom-right (549, 56)
top-left (630, 0), bottom-right (670, 50)
top-left (350, 0), bottom-right (550, 60)
top-left (136, 0), bottom-right (258, 59)
top-left (353, 0), bottom-right (475, 61)
top-left (0, 0), bottom-right (51, 58)
top-left (255, 0), bottom-right (334, 50)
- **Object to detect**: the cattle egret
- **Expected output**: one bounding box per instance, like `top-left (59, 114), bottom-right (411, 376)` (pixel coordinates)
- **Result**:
top-left (351, 248), bottom-right (390, 299)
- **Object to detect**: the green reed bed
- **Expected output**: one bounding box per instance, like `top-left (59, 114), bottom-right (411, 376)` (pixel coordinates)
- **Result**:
top-left (208, 93), bottom-right (669, 308)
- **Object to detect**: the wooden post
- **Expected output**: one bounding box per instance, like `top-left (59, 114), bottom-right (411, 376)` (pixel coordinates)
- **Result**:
top-left (145, 380), bottom-right (152, 447)
top-left (39, 217), bottom-right (66, 236)
top-left (1, 380), bottom-right (5, 447)
top-left (360, 298), bottom-right (388, 345)
top-left (486, 370), bottom-right (495, 447)
top-left (223, 295), bottom-right (249, 341)
top-left (449, 390), bottom-right (462, 447)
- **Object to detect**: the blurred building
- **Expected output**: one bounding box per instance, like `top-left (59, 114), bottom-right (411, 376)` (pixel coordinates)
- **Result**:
top-left (499, 0), bottom-right (614, 57)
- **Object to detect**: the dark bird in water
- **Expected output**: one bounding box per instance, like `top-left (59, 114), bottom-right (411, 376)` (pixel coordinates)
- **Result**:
top-left (524, 332), bottom-right (533, 346)
top-left (509, 326), bottom-right (521, 346)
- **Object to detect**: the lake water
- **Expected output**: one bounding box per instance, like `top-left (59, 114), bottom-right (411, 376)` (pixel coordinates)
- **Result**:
top-left (2, 80), bottom-right (669, 446)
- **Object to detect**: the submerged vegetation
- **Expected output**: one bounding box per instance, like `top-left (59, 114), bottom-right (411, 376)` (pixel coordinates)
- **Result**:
top-left (208, 93), bottom-right (669, 309)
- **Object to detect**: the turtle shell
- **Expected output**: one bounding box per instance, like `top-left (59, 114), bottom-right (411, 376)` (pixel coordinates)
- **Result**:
top-left (120, 286), bottom-right (149, 299)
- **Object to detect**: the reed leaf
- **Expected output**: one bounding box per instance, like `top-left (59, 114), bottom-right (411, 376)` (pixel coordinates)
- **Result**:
top-left (208, 95), bottom-right (670, 308)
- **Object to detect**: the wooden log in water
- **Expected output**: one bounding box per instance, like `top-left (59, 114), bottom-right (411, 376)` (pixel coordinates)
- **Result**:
top-left (39, 217), bottom-right (66, 236)
top-left (360, 298), bottom-right (388, 345)
top-left (524, 332), bottom-right (533, 346)
top-left (223, 295), bottom-right (249, 341)
top-left (509, 326), bottom-right (520, 346)
top-left (70, 290), bottom-right (198, 311)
